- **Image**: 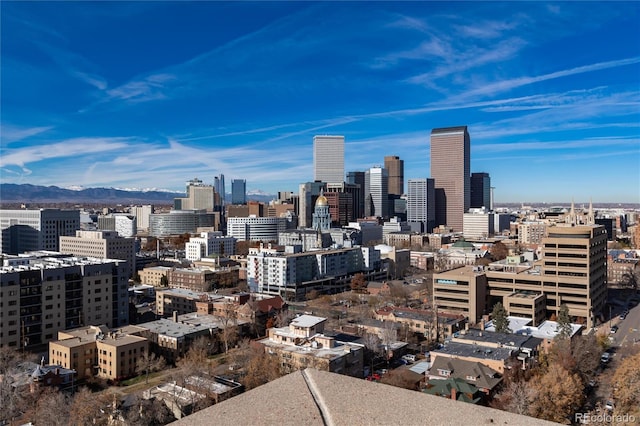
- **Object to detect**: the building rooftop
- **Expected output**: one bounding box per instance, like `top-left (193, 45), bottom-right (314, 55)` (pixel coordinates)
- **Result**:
top-left (452, 329), bottom-right (540, 350)
top-left (1, 253), bottom-right (124, 274)
top-left (138, 313), bottom-right (249, 339)
top-left (290, 314), bottom-right (326, 329)
top-left (170, 368), bottom-right (555, 426)
top-left (432, 342), bottom-right (513, 362)
top-left (429, 357), bottom-right (502, 391)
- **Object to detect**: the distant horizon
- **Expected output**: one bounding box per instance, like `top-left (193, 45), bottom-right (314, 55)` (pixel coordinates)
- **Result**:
top-left (1, 2), bottom-right (639, 203)
top-left (1, 182), bottom-right (639, 209)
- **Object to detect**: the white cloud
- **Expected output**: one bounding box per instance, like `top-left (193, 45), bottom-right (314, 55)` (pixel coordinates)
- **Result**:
top-left (0, 124), bottom-right (53, 144)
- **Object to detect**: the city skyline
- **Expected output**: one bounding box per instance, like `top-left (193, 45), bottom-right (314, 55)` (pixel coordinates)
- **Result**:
top-left (1, 2), bottom-right (639, 203)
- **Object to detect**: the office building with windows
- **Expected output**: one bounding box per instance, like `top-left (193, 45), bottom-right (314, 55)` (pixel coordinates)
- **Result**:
top-left (313, 135), bottom-right (345, 184)
top-left (430, 126), bottom-right (470, 232)
top-left (384, 156), bottom-right (404, 197)
top-left (231, 179), bottom-right (247, 205)
top-left (364, 166), bottom-right (389, 218)
top-left (60, 230), bottom-right (136, 279)
top-left (407, 178), bottom-right (435, 233)
top-left (0, 209), bottom-right (80, 254)
top-left (470, 172), bottom-right (491, 210)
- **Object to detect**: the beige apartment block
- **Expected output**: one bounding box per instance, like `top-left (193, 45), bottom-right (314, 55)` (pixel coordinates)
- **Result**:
top-left (504, 291), bottom-right (546, 326)
top-left (60, 230), bottom-right (136, 279)
top-left (139, 266), bottom-right (172, 287)
top-left (49, 325), bottom-right (148, 381)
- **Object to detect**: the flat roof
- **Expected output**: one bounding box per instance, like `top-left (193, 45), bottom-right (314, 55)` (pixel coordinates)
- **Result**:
top-left (432, 342), bottom-right (513, 361)
top-left (290, 315), bottom-right (326, 329)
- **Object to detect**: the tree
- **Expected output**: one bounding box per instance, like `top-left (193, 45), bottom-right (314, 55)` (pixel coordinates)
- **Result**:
top-left (350, 273), bottom-right (367, 293)
top-left (611, 351), bottom-right (640, 417)
top-left (160, 275), bottom-right (169, 287)
top-left (243, 349), bottom-right (283, 390)
top-left (361, 333), bottom-right (382, 375)
top-left (555, 304), bottom-right (573, 340)
top-left (490, 241), bottom-right (509, 261)
top-left (68, 387), bottom-right (113, 426)
top-left (219, 301), bottom-right (239, 353)
top-left (494, 380), bottom-right (536, 416)
top-left (491, 302), bottom-right (511, 333)
top-left (135, 351), bottom-right (167, 384)
top-left (29, 387), bottom-right (69, 426)
top-left (528, 364), bottom-right (584, 423)
top-left (570, 334), bottom-right (602, 382)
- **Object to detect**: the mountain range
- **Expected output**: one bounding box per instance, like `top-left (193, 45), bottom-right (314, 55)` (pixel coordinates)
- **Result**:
top-left (0, 183), bottom-right (278, 205)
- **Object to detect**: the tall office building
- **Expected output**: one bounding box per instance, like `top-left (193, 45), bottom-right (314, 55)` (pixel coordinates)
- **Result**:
top-left (364, 166), bottom-right (388, 218)
top-left (384, 156), bottom-right (404, 196)
top-left (314, 135), bottom-right (345, 184)
top-left (346, 171), bottom-right (366, 220)
top-left (130, 205), bottom-right (154, 231)
top-left (174, 178), bottom-right (216, 211)
top-left (298, 181), bottom-right (326, 228)
top-left (214, 174), bottom-right (226, 204)
top-left (470, 172), bottom-right (491, 210)
top-left (430, 126), bottom-right (470, 232)
top-left (0, 209), bottom-right (80, 254)
top-left (231, 179), bottom-right (247, 205)
top-left (407, 178), bottom-right (435, 233)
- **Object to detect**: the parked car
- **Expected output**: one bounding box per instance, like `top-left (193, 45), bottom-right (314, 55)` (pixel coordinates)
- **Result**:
top-left (402, 354), bottom-right (416, 363)
top-left (601, 352), bottom-right (611, 363)
top-left (610, 325), bottom-right (619, 334)
top-left (619, 312), bottom-right (627, 320)
top-left (605, 400), bottom-right (614, 411)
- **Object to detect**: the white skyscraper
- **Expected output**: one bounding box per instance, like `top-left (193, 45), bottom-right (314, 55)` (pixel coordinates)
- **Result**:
top-left (364, 166), bottom-right (388, 218)
top-left (407, 178), bottom-right (436, 233)
top-left (313, 135), bottom-right (345, 184)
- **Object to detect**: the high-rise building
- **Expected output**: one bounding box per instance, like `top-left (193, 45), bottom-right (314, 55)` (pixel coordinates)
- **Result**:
top-left (174, 178), bottom-right (216, 211)
top-left (298, 181), bottom-right (326, 228)
top-left (0, 209), bottom-right (80, 254)
top-left (214, 174), bottom-right (226, 204)
top-left (430, 126), bottom-right (470, 232)
top-left (384, 156), bottom-right (404, 197)
top-left (130, 205), bottom-right (154, 231)
top-left (470, 172), bottom-right (491, 210)
top-left (346, 171), bottom-right (366, 220)
top-left (97, 214), bottom-right (137, 237)
top-left (407, 178), bottom-right (435, 233)
top-left (231, 179), bottom-right (247, 205)
top-left (0, 252), bottom-right (130, 349)
top-left (364, 166), bottom-right (388, 218)
top-left (314, 135), bottom-right (345, 184)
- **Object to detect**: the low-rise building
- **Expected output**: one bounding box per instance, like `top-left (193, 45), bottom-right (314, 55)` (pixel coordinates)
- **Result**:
top-left (49, 325), bottom-right (148, 381)
top-left (139, 266), bottom-right (173, 287)
top-left (258, 315), bottom-right (364, 377)
top-left (428, 357), bottom-right (502, 397)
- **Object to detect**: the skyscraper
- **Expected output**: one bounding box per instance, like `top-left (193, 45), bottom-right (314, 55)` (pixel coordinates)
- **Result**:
top-left (214, 174), bottom-right (226, 204)
top-left (174, 178), bottom-right (216, 211)
top-left (430, 126), bottom-right (470, 232)
top-left (0, 209), bottom-right (80, 254)
top-left (364, 166), bottom-right (388, 218)
top-left (346, 171), bottom-right (365, 220)
top-left (231, 179), bottom-right (247, 205)
top-left (470, 172), bottom-right (491, 210)
top-left (384, 155), bottom-right (404, 196)
top-left (407, 178), bottom-right (435, 233)
top-left (314, 135), bottom-right (345, 184)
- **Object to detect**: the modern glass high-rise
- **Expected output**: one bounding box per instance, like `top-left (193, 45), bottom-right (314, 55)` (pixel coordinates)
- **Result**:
top-left (314, 135), bottom-right (345, 184)
top-left (364, 166), bottom-right (388, 218)
top-left (214, 174), bottom-right (225, 204)
top-left (231, 179), bottom-right (247, 205)
top-left (384, 155), bottom-right (404, 196)
top-left (407, 178), bottom-right (435, 233)
top-left (430, 126), bottom-right (470, 232)
top-left (470, 172), bottom-right (491, 210)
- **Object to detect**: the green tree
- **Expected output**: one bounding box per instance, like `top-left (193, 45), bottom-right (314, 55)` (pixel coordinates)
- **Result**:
top-left (556, 304), bottom-right (573, 340)
top-left (492, 302), bottom-right (511, 333)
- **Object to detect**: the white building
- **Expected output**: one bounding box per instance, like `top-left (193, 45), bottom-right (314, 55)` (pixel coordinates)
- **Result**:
top-left (382, 217), bottom-right (411, 244)
top-left (463, 209), bottom-right (495, 239)
top-left (185, 231), bottom-right (236, 261)
top-left (407, 178), bottom-right (435, 233)
top-left (130, 205), bottom-right (154, 231)
top-left (227, 216), bottom-right (289, 242)
top-left (313, 135), bottom-right (345, 184)
top-left (364, 166), bottom-right (388, 218)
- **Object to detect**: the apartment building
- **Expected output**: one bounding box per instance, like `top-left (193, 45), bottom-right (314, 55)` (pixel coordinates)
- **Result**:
top-left (185, 231), bottom-right (236, 261)
top-left (226, 216), bottom-right (289, 242)
top-left (49, 325), bottom-right (148, 381)
top-left (0, 253), bottom-right (129, 349)
top-left (139, 266), bottom-right (172, 287)
top-left (60, 230), bottom-right (136, 279)
top-left (247, 244), bottom-right (384, 301)
top-left (258, 315), bottom-right (363, 377)
top-left (518, 222), bottom-right (548, 245)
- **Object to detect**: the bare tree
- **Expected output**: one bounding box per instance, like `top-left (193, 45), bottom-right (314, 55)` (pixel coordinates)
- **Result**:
top-left (243, 349), bottom-right (283, 390)
top-left (30, 387), bottom-right (69, 426)
top-left (136, 351), bottom-right (167, 384)
top-left (494, 380), bottom-right (536, 416)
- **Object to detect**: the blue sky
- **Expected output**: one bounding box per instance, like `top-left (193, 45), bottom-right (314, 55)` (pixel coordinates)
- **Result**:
top-left (1, 2), bottom-right (639, 203)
